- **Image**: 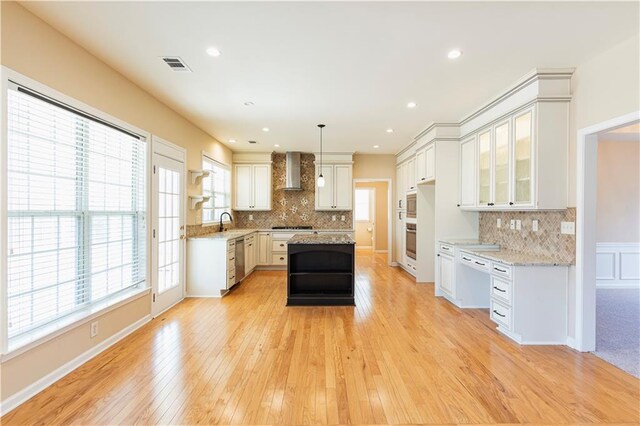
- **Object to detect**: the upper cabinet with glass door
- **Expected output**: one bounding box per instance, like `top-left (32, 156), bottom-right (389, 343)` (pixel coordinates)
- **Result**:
top-left (459, 101), bottom-right (569, 211)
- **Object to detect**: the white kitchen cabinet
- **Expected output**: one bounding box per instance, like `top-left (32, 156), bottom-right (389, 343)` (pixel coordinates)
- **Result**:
top-left (396, 163), bottom-right (406, 209)
top-left (460, 102), bottom-right (568, 211)
top-left (415, 143), bottom-right (435, 184)
top-left (233, 163), bottom-right (272, 211)
top-left (459, 136), bottom-right (476, 208)
top-left (406, 157), bottom-right (416, 191)
top-left (244, 233), bottom-right (257, 273)
top-left (257, 232), bottom-right (271, 265)
top-left (438, 250), bottom-right (454, 296)
top-left (187, 237), bottom-right (242, 297)
top-left (394, 210), bottom-right (405, 266)
top-left (315, 164), bottom-right (352, 210)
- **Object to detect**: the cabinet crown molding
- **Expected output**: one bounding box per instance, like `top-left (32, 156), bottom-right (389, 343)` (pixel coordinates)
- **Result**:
top-left (232, 152), bottom-right (273, 164)
top-left (395, 67), bottom-right (575, 161)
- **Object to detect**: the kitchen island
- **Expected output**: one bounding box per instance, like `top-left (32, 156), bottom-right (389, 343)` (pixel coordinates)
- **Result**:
top-left (287, 233), bottom-right (355, 306)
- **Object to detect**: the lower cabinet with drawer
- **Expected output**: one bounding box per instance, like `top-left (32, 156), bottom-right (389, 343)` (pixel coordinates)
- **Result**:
top-left (458, 250), bottom-right (569, 345)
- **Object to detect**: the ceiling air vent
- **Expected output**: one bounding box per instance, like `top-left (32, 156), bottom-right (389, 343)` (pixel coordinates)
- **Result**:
top-left (160, 56), bottom-right (192, 72)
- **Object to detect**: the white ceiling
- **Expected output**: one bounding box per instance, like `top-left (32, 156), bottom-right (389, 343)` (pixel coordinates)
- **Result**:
top-left (21, 1), bottom-right (639, 154)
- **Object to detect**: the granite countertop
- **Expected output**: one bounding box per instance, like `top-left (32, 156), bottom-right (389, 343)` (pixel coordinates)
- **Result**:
top-left (189, 228), bottom-right (354, 240)
top-left (440, 238), bottom-right (498, 247)
top-left (287, 233), bottom-right (355, 245)
top-left (460, 248), bottom-right (571, 266)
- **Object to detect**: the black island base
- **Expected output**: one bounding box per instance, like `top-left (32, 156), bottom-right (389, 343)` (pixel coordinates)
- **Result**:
top-left (286, 233), bottom-right (355, 306)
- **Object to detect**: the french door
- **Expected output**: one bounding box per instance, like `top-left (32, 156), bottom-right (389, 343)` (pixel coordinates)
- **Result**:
top-left (151, 148), bottom-right (185, 316)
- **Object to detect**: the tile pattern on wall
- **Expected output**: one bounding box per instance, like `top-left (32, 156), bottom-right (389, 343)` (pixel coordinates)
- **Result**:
top-left (234, 153), bottom-right (353, 229)
top-left (479, 208), bottom-right (576, 264)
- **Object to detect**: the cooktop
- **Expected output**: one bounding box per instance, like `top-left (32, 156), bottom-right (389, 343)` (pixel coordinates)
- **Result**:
top-left (271, 226), bottom-right (313, 230)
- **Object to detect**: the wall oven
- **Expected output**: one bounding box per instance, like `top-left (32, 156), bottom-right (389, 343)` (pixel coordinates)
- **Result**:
top-left (406, 193), bottom-right (417, 219)
top-left (405, 223), bottom-right (417, 260)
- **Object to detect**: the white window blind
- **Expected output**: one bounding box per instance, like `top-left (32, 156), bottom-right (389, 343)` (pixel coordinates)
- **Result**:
top-left (354, 189), bottom-right (371, 221)
top-left (202, 157), bottom-right (230, 223)
top-left (6, 83), bottom-right (147, 343)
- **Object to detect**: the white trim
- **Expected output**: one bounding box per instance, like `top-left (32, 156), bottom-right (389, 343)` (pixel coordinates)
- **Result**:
top-left (596, 242), bottom-right (640, 288)
top-left (1, 287), bottom-right (149, 361)
top-left (0, 314), bottom-right (151, 416)
top-left (352, 178), bottom-right (394, 266)
top-left (575, 110), bottom-right (640, 352)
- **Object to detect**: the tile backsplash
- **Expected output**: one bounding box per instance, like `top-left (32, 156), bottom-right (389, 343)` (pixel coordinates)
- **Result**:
top-left (479, 208), bottom-right (576, 264)
top-left (234, 153), bottom-right (352, 229)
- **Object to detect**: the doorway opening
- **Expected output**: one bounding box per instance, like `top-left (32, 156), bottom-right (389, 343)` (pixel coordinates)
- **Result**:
top-left (353, 179), bottom-right (392, 265)
top-left (576, 111), bottom-right (639, 378)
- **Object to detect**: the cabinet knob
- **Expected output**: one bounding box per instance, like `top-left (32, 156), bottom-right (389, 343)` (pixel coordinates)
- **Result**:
top-left (421, 177), bottom-right (425, 181)
top-left (280, 257), bottom-right (284, 260)
top-left (509, 202), bottom-right (514, 205)
top-left (456, 204), bottom-right (460, 207)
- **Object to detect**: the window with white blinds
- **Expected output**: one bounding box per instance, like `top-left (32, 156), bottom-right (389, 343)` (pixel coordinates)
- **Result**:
top-left (6, 83), bottom-right (147, 344)
top-left (202, 156), bottom-right (230, 223)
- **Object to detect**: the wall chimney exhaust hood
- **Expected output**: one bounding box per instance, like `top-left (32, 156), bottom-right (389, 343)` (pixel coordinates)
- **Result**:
top-left (284, 152), bottom-right (303, 191)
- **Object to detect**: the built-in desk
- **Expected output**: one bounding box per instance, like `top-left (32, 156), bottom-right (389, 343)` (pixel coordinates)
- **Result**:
top-left (442, 242), bottom-right (570, 345)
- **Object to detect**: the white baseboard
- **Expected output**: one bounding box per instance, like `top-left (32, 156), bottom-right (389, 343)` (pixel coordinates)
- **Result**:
top-left (0, 314), bottom-right (151, 416)
top-left (596, 242), bottom-right (640, 288)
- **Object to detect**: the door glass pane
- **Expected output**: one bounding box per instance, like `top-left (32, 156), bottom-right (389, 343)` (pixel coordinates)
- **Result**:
top-left (514, 112), bottom-right (532, 203)
top-left (158, 167), bottom-right (181, 293)
top-left (494, 122), bottom-right (510, 204)
top-left (478, 131), bottom-right (491, 205)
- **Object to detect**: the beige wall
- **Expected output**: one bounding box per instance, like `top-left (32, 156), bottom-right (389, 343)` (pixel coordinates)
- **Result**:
top-left (0, 1), bottom-right (233, 403)
top-left (355, 181), bottom-right (389, 251)
top-left (568, 35), bottom-right (640, 206)
top-left (596, 140), bottom-right (640, 242)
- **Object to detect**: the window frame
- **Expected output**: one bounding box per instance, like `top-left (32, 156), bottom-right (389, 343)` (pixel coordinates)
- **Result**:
top-left (201, 153), bottom-right (231, 225)
top-left (0, 67), bottom-right (152, 356)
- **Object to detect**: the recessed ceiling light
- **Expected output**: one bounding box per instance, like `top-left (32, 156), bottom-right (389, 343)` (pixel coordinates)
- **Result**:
top-left (448, 49), bottom-right (462, 59)
top-left (262, 127), bottom-right (270, 132)
top-left (407, 102), bottom-right (417, 108)
top-left (206, 47), bottom-right (221, 57)
top-left (274, 144), bottom-right (280, 147)
top-left (228, 139), bottom-right (236, 143)
top-left (373, 145), bottom-right (380, 149)
top-left (244, 101), bottom-right (255, 106)
top-left (386, 128), bottom-right (394, 133)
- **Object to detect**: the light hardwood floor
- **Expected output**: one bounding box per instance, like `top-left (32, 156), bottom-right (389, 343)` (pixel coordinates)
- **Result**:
top-left (3, 251), bottom-right (639, 425)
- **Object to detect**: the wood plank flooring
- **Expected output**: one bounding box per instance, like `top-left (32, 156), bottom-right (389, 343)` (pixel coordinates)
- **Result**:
top-left (3, 251), bottom-right (639, 425)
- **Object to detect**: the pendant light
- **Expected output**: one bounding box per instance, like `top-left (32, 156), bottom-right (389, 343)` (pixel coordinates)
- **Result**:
top-left (317, 124), bottom-right (326, 187)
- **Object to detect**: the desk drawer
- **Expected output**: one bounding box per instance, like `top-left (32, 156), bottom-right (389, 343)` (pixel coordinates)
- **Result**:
top-left (490, 299), bottom-right (512, 330)
top-left (491, 262), bottom-right (512, 280)
top-left (491, 276), bottom-right (512, 305)
top-left (272, 254), bottom-right (287, 265)
top-left (459, 253), bottom-right (490, 273)
top-left (439, 243), bottom-right (454, 255)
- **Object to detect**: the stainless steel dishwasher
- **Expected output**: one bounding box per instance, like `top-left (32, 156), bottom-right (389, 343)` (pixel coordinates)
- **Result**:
top-left (235, 237), bottom-right (245, 283)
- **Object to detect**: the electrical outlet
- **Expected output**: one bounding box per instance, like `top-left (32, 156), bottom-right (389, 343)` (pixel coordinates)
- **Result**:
top-left (532, 219), bottom-right (539, 232)
top-left (510, 219), bottom-right (515, 230)
top-left (332, 215), bottom-right (336, 221)
top-left (561, 221), bottom-right (575, 235)
top-left (341, 215), bottom-right (345, 221)
top-left (249, 214), bottom-right (253, 221)
top-left (516, 220), bottom-right (522, 230)
top-left (90, 321), bottom-right (99, 338)
top-left (497, 218), bottom-right (501, 228)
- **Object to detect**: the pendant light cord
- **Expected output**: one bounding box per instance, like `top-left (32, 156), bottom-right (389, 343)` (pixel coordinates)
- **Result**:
top-left (318, 124), bottom-right (325, 172)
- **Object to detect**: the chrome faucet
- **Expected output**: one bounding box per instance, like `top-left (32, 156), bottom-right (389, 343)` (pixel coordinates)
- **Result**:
top-left (219, 211), bottom-right (233, 232)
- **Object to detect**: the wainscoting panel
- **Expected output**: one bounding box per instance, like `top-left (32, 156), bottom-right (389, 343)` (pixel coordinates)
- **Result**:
top-left (596, 243), bottom-right (640, 288)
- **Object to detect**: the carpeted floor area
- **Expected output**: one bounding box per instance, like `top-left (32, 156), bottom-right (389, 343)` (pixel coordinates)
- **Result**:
top-left (593, 288), bottom-right (640, 378)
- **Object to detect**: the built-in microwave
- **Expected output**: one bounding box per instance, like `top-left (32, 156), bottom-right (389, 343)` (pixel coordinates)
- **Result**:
top-left (406, 193), bottom-right (417, 219)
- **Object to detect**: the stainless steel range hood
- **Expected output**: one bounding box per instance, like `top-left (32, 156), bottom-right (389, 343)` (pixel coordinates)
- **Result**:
top-left (284, 151), bottom-right (303, 191)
